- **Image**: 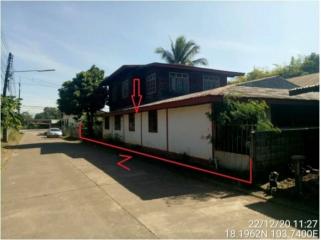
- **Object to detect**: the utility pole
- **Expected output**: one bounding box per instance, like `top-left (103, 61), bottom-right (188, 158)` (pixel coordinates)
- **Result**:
top-left (18, 79), bottom-right (21, 114)
top-left (2, 52), bottom-right (13, 97)
top-left (2, 52), bottom-right (13, 142)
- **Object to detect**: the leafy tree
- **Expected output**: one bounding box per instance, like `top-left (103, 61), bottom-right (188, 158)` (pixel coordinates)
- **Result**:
top-left (214, 97), bottom-right (279, 132)
top-left (155, 36), bottom-right (208, 66)
top-left (1, 96), bottom-right (23, 141)
top-left (57, 65), bottom-right (107, 136)
top-left (34, 107), bottom-right (61, 120)
top-left (21, 111), bottom-right (33, 128)
top-left (231, 53), bottom-right (319, 84)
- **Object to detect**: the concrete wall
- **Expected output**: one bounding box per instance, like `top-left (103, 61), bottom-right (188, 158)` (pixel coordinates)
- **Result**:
top-left (168, 104), bottom-right (212, 159)
top-left (142, 109), bottom-right (167, 150)
top-left (102, 115), bottom-right (113, 137)
top-left (253, 128), bottom-right (319, 172)
top-left (101, 104), bottom-right (213, 161)
top-left (215, 150), bottom-right (250, 172)
top-left (103, 115), bottom-right (125, 140)
top-left (124, 113), bottom-right (142, 145)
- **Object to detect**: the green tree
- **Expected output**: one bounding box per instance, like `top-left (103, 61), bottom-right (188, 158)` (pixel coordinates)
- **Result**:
top-left (21, 111), bottom-right (33, 128)
top-left (214, 97), bottom-right (279, 132)
top-left (35, 107), bottom-right (61, 120)
top-left (1, 96), bottom-right (23, 141)
top-left (57, 65), bottom-right (107, 136)
top-left (155, 36), bottom-right (208, 66)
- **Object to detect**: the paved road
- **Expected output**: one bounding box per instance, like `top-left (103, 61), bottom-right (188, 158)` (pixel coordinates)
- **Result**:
top-left (2, 130), bottom-right (318, 238)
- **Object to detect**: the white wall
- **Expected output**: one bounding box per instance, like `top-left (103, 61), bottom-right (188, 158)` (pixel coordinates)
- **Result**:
top-left (102, 115), bottom-right (125, 141)
top-left (168, 104), bottom-right (212, 160)
top-left (142, 109), bottom-right (167, 150)
top-left (102, 104), bottom-right (213, 161)
top-left (113, 115), bottom-right (124, 140)
top-left (102, 115), bottom-right (113, 138)
top-left (124, 113), bottom-right (142, 145)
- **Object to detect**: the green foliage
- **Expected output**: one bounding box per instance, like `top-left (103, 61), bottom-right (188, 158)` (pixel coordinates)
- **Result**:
top-left (34, 107), bottom-right (61, 119)
top-left (57, 65), bottom-right (107, 136)
top-left (231, 53), bottom-right (319, 84)
top-left (20, 111), bottom-right (33, 128)
top-left (1, 96), bottom-right (23, 130)
top-left (211, 97), bottom-right (279, 132)
top-left (155, 35), bottom-right (208, 66)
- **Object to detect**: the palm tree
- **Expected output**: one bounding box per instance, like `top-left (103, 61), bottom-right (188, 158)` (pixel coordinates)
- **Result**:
top-left (155, 36), bottom-right (208, 66)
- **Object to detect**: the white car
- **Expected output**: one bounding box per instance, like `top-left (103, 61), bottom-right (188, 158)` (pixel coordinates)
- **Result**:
top-left (47, 128), bottom-right (63, 138)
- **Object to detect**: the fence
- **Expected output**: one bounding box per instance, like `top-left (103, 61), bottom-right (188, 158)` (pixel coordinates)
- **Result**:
top-left (214, 125), bottom-right (319, 175)
top-left (215, 124), bottom-right (254, 155)
top-left (252, 127), bottom-right (319, 173)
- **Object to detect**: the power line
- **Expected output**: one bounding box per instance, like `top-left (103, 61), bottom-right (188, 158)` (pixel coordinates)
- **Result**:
top-left (20, 77), bottom-right (61, 87)
top-left (21, 82), bottom-right (58, 89)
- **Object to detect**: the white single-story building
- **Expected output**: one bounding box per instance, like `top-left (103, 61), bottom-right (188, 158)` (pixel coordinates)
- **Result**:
top-left (101, 84), bottom-right (319, 172)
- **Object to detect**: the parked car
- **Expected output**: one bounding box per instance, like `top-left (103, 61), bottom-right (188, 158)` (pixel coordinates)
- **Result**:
top-left (47, 128), bottom-right (63, 138)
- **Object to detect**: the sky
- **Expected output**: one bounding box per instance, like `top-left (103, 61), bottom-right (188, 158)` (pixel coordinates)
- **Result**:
top-left (1, 1), bottom-right (319, 114)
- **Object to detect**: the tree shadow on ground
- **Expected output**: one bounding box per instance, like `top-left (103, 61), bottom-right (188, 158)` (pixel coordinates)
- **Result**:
top-left (6, 140), bottom-right (245, 201)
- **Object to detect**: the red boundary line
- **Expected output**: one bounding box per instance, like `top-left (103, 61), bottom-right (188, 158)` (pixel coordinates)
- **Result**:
top-left (78, 124), bottom-right (253, 184)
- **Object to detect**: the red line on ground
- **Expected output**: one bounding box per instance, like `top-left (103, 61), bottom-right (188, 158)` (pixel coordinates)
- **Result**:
top-left (117, 154), bottom-right (132, 171)
top-left (78, 123), bottom-right (252, 184)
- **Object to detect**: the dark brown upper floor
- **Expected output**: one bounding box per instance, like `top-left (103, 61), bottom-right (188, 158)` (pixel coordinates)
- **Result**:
top-left (101, 62), bottom-right (244, 111)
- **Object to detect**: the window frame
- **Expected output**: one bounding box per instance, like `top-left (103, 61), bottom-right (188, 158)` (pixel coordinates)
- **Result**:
top-left (104, 116), bottom-right (110, 130)
top-left (128, 113), bottom-right (135, 132)
top-left (202, 74), bottom-right (221, 90)
top-left (121, 79), bottom-right (129, 99)
top-left (114, 115), bottom-right (121, 130)
top-left (169, 72), bottom-right (190, 93)
top-left (146, 73), bottom-right (157, 95)
top-left (148, 110), bottom-right (158, 133)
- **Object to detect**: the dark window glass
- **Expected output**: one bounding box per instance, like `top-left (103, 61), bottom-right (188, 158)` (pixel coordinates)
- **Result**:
top-left (114, 115), bottom-right (121, 130)
top-left (128, 113), bottom-right (135, 131)
top-left (148, 110), bottom-right (158, 133)
top-left (122, 80), bottom-right (129, 98)
top-left (104, 116), bottom-right (110, 129)
top-left (146, 73), bottom-right (156, 95)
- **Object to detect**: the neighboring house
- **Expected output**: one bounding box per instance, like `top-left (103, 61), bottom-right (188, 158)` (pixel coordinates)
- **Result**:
top-left (286, 73), bottom-right (319, 87)
top-left (100, 62), bottom-right (319, 173)
top-left (101, 62), bottom-right (244, 111)
top-left (238, 73), bottom-right (319, 89)
top-left (62, 114), bottom-right (78, 137)
top-left (238, 76), bottom-right (298, 89)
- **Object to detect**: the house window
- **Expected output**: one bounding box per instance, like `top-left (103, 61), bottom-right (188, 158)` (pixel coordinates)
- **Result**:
top-left (169, 72), bottom-right (189, 93)
top-left (203, 75), bottom-right (221, 90)
top-left (128, 113), bottom-right (135, 131)
top-left (104, 116), bottom-right (110, 129)
top-left (146, 73), bottom-right (156, 95)
top-left (121, 80), bottom-right (129, 98)
top-left (114, 115), bottom-right (121, 130)
top-left (148, 110), bottom-right (158, 133)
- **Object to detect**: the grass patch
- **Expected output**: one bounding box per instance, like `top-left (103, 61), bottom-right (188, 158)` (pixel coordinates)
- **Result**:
top-left (1, 129), bottom-right (23, 168)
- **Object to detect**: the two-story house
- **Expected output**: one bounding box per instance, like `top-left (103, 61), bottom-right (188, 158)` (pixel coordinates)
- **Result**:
top-left (97, 63), bottom-right (318, 175)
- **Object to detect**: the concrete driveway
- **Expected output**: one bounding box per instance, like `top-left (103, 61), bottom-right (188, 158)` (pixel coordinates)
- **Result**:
top-left (2, 130), bottom-right (318, 238)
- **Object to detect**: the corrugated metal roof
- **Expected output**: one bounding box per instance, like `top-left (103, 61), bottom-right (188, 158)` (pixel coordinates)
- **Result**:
top-left (105, 84), bottom-right (319, 115)
top-left (238, 76), bottom-right (298, 89)
top-left (286, 73), bottom-right (319, 87)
